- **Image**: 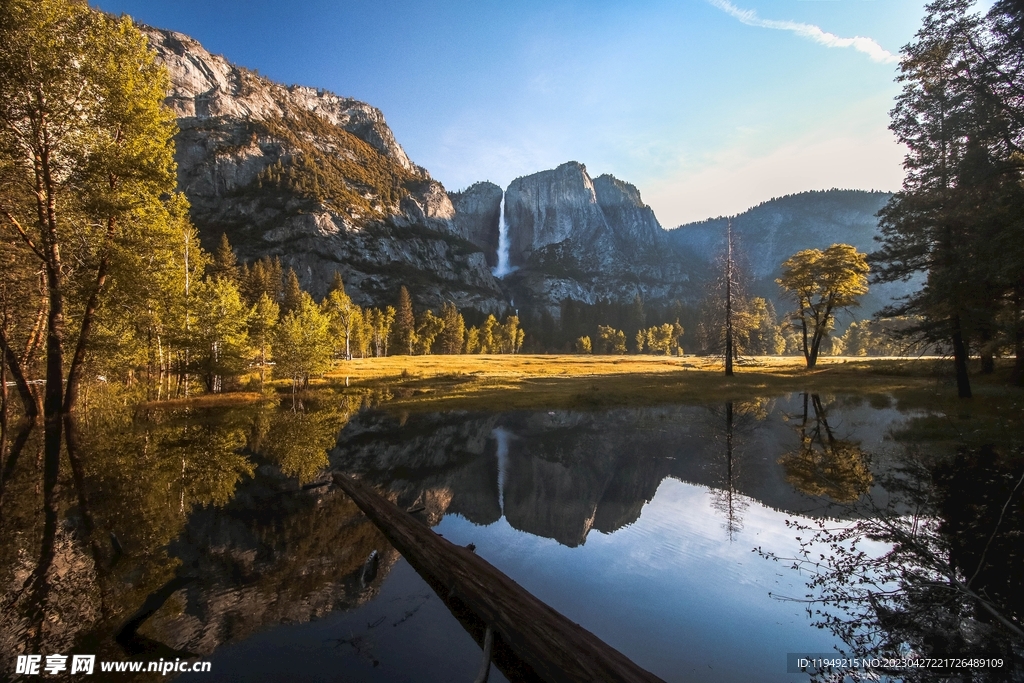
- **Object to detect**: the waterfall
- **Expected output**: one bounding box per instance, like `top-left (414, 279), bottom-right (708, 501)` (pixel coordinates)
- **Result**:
top-left (492, 427), bottom-right (511, 515)
top-left (492, 192), bottom-right (515, 278)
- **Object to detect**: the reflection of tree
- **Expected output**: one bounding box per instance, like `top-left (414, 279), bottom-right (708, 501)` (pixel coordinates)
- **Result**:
top-left (254, 394), bottom-right (358, 484)
top-left (708, 400), bottom-right (770, 540)
top-left (763, 447), bottom-right (1024, 682)
top-left (779, 393), bottom-right (872, 503)
top-left (0, 392), bottom-right (379, 666)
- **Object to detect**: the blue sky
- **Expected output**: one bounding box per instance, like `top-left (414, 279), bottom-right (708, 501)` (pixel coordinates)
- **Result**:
top-left (94, 0), bottom-right (933, 225)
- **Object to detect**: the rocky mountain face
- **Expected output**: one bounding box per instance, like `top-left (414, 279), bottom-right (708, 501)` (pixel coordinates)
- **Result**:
top-left (500, 162), bottom-right (693, 317)
top-left (143, 26), bottom-right (505, 311)
top-left (667, 190), bottom-right (915, 316)
top-left (447, 181), bottom-right (503, 268)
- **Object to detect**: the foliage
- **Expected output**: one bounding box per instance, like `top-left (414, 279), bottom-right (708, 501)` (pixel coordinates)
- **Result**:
top-left (273, 292), bottom-right (332, 391)
top-left (209, 233), bottom-right (239, 284)
top-left (0, 0), bottom-right (181, 418)
top-left (240, 256), bottom-right (283, 306)
top-left (778, 394), bottom-right (872, 503)
top-left (635, 322), bottom-right (684, 355)
top-left (414, 309), bottom-right (445, 355)
top-left (248, 293), bottom-right (278, 388)
top-left (597, 325), bottom-right (628, 354)
top-left (463, 314), bottom-right (525, 354)
top-left (322, 274), bottom-right (361, 361)
top-left (735, 298), bottom-right (785, 356)
top-left (438, 301), bottom-right (466, 355)
top-left (364, 306), bottom-right (396, 357)
top-left (394, 285), bottom-right (416, 355)
top-left (762, 445), bottom-right (1024, 681)
top-left (575, 336), bottom-right (592, 354)
top-left (249, 108), bottom-right (417, 219)
top-left (777, 244), bottom-right (869, 368)
top-left (872, 0), bottom-right (1024, 392)
top-left (190, 277), bottom-right (251, 393)
top-left (280, 268), bottom-right (303, 316)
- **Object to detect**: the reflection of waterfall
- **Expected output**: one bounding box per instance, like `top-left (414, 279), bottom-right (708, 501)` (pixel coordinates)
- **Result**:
top-left (491, 193), bottom-right (516, 278)
top-left (492, 427), bottom-right (512, 514)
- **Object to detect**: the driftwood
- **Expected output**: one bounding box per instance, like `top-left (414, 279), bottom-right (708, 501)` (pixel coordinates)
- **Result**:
top-left (331, 472), bottom-right (667, 683)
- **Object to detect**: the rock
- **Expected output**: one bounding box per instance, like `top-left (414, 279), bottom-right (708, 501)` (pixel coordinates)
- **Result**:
top-left (140, 24), bottom-right (505, 311)
top-left (448, 182), bottom-right (503, 266)
top-left (143, 26), bottom-right (414, 170)
top-left (592, 174), bottom-right (666, 258)
top-left (505, 161), bottom-right (608, 267)
top-left (500, 162), bottom-right (694, 318)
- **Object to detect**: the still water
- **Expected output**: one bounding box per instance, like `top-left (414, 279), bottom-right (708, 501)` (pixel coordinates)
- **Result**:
top-left (1, 392), bottom-right (1021, 681)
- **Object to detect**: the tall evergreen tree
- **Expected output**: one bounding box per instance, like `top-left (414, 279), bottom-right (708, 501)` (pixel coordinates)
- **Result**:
top-left (438, 301), bottom-right (465, 355)
top-left (395, 285), bottom-right (416, 355)
top-left (870, 0), bottom-right (1024, 394)
top-left (210, 233), bottom-right (239, 283)
top-left (280, 268), bottom-right (303, 316)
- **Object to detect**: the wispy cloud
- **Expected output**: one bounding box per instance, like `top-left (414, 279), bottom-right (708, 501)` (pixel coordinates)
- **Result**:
top-left (709, 0), bottom-right (900, 64)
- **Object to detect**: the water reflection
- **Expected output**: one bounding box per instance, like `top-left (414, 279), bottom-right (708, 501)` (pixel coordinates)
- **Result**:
top-left (779, 394), bottom-right (873, 503)
top-left (0, 392), bottom-right (388, 675)
top-left (335, 397), bottom-right (878, 550)
top-left (770, 444), bottom-right (1024, 681)
top-left (0, 390), bottom-right (1020, 681)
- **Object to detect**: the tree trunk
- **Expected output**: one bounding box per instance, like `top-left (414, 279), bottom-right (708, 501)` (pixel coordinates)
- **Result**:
top-left (1012, 291), bottom-right (1023, 386)
top-left (0, 328), bottom-right (37, 417)
top-left (800, 312), bottom-right (813, 368)
top-left (807, 327), bottom-right (821, 369)
top-left (332, 472), bottom-right (667, 683)
top-left (979, 326), bottom-right (995, 374)
top-left (724, 221), bottom-right (734, 377)
top-left (951, 314), bottom-right (972, 398)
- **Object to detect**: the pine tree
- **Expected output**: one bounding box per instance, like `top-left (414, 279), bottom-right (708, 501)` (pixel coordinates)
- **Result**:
top-left (327, 270), bottom-right (346, 296)
top-left (395, 286), bottom-right (416, 355)
top-left (438, 301), bottom-right (465, 354)
top-left (871, 0), bottom-right (1003, 396)
top-left (281, 268), bottom-right (303, 316)
top-left (210, 233), bottom-right (239, 283)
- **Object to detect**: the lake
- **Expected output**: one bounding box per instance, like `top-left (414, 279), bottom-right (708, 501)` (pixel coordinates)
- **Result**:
top-left (1, 391), bottom-right (1020, 681)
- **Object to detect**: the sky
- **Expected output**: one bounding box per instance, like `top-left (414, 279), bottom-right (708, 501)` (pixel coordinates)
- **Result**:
top-left (93, 0), bottom-right (933, 226)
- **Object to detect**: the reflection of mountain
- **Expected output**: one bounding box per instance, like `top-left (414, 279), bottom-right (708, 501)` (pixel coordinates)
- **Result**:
top-left (332, 398), bottom-right (896, 548)
top-left (147, 475), bottom-right (398, 656)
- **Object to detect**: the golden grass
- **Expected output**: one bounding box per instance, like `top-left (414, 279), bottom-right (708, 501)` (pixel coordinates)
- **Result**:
top-left (322, 354), bottom-right (1020, 414)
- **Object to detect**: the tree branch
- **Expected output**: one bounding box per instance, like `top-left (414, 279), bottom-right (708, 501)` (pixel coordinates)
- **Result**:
top-left (2, 211), bottom-right (46, 262)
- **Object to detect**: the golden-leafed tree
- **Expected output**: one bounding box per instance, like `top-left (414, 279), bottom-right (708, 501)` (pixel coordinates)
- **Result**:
top-left (777, 244), bottom-right (869, 368)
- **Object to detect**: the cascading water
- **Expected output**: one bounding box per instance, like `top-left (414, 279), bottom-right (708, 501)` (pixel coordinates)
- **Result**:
top-left (492, 427), bottom-right (511, 515)
top-left (491, 192), bottom-right (515, 278)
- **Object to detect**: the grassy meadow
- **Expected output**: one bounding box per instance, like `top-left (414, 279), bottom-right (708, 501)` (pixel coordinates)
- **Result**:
top-left (319, 354), bottom-right (1010, 407)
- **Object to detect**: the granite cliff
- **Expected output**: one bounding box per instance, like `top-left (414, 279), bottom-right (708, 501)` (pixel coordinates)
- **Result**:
top-left (143, 26), bottom-right (505, 311)
top-left (499, 162), bottom-right (693, 317)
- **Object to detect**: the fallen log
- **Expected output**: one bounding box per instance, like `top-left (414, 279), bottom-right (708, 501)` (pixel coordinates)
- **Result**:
top-left (331, 472), bottom-right (667, 683)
